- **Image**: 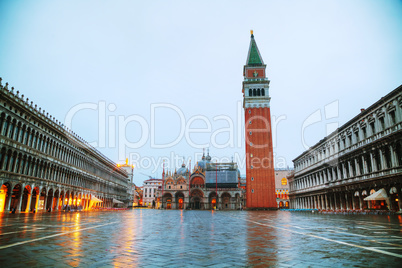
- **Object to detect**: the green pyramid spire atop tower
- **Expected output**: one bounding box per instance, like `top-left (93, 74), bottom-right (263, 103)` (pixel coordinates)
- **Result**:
top-left (246, 30), bottom-right (264, 66)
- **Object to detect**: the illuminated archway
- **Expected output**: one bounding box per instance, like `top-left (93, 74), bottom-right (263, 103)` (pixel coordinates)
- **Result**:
top-left (10, 184), bottom-right (22, 211)
top-left (0, 183), bottom-right (11, 213)
top-left (175, 192), bottom-right (185, 209)
top-left (46, 189), bottom-right (54, 211)
top-left (59, 190), bottom-right (64, 210)
top-left (208, 192), bottom-right (218, 210)
top-left (53, 190), bottom-right (60, 210)
top-left (30, 187), bottom-right (40, 212)
top-left (21, 185), bottom-right (32, 212)
top-left (162, 193), bottom-right (173, 209)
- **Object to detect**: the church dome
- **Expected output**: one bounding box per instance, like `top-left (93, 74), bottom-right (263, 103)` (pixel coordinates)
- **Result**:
top-left (177, 163), bottom-right (187, 175)
top-left (198, 160), bottom-right (207, 169)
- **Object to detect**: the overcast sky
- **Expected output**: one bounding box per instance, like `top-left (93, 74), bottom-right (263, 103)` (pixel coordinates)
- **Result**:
top-left (1, 0), bottom-right (401, 186)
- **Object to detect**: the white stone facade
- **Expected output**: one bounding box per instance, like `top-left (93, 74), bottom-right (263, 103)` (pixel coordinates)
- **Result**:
top-left (142, 179), bottom-right (162, 207)
top-left (289, 86), bottom-right (402, 211)
top-left (0, 78), bottom-right (130, 213)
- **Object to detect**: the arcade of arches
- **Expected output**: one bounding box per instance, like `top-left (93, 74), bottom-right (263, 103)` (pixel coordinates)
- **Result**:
top-left (160, 173), bottom-right (243, 210)
top-left (0, 78), bottom-right (130, 213)
top-left (0, 181), bottom-right (109, 213)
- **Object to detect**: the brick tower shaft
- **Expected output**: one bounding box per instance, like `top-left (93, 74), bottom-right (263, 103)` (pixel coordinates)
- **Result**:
top-left (243, 31), bottom-right (277, 209)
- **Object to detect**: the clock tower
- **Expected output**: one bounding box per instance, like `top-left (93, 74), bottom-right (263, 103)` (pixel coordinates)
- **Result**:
top-left (243, 31), bottom-right (276, 209)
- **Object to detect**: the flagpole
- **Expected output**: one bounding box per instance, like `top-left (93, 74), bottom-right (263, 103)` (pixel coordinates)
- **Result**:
top-left (162, 160), bottom-right (165, 209)
top-left (188, 159), bottom-right (191, 209)
top-left (216, 160), bottom-right (218, 209)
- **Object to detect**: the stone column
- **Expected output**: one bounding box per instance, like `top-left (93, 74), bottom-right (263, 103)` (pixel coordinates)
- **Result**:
top-left (43, 191), bottom-right (48, 212)
top-left (370, 152), bottom-right (376, 172)
top-left (379, 148), bottom-right (386, 170)
top-left (25, 192), bottom-right (32, 212)
top-left (5, 185), bottom-right (13, 212)
top-left (334, 193), bottom-right (338, 210)
top-left (35, 188), bottom-right (41, 211)
top-left (55, 195), bottom-right (60, 211)
top-left (390, 144), bottom-right (397, 167)
top-left (61, 193), bottom-right (66, 209)
top-left (397, 187), bottom-right (402, 212)
top-left (16, 185), bottom-right (25, 212)
top-left (321, 195), bottom-right (325, 210)
top-left (348, 161), bottom-right (353, 177)
top-left (342, 163), bottom-right (347, 179)
top-left (354, 159), bottom-right (360, 176)
top-left (362, 155), bottom-right (367, 174)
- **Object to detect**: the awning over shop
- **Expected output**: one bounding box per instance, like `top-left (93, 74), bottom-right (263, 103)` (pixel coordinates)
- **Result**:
top-left (113, 198), bottom-right (124, 204)
top-left (364, 188), bottom-right (389, 201)
top-left (88, 195), bottom-right (103, 209)
top-left (91, 196), bottom-right (103, 202)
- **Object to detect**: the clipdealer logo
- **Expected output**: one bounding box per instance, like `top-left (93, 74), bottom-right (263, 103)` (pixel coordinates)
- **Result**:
top-left (63, 100), bottom-right (338, 172)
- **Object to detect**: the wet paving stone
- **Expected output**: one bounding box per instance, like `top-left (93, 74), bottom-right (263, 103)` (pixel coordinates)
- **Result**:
top-left (0, 210), bottom-right (401, 267)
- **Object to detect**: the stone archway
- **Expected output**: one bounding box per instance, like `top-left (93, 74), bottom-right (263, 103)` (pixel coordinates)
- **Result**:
top-left (39, 187), bottom-right (47, 211)
top-left (10, 184), bottom-right (22, 211)
top-left (221, 192), bottom-right (231, 210)
top-left (59, 190), bottom-right (64, 210)
top-left (235, 193), bottom-right (241, 210)
top-left (46, 189), bottom-right (54, 211)
top-left (175, 192), bottom-right (185, 209)
top-left (30, 187), bottom-right (40, 212)
top-left (53, 190), bottom-right (60, 211)
top-left (162, 193), bottom-right (173, 209)
top-left (21, 185), bottom-right (32, 212)
top-left (208, 192), bottom-right (218, 210)
top-left (0, 183), bottom-right (11, 213)
top-left (190, 189), bottom-right (204, 210)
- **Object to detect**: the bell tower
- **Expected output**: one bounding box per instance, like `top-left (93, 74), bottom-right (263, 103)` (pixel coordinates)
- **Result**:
top-left (243, 30), bottom-right (276, 209)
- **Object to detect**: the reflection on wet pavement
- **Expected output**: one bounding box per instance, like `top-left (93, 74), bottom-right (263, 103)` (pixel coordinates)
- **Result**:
top-left (0, 210), bottom-right (401, 267)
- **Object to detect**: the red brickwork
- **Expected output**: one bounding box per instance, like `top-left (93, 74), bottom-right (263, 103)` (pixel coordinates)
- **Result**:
top-left (245, 107), bottom-right (276, 208)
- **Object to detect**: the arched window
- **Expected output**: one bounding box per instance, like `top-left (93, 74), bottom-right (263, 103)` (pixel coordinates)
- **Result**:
top-left (249, 89), bottom-right (252, 96)
top-left (257, 88), bottom-right (260, 96)
top-left (253, 88), bottom-right (256, 96)
top-left (261, 88), bottom-right (265, 96)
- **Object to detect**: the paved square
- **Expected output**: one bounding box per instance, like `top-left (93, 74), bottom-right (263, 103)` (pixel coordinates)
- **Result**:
top-left (0, 210), bottom-right (401, 267)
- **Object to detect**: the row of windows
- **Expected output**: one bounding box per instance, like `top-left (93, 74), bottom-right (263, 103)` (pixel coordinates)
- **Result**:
top-left (0, 111), bottom-right (127, 185)
top-left (248, 88), bottom-right (266, 97)
top-left (0, 147), bottom-right (124, 195)
top-left (292, 142), bottom-right (402, 191)
top-left (295, 104), bottom-right (400, 171)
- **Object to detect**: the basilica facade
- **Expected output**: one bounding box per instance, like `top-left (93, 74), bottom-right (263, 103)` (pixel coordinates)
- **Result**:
top-left (157, 152), bottom-right (244, 210)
